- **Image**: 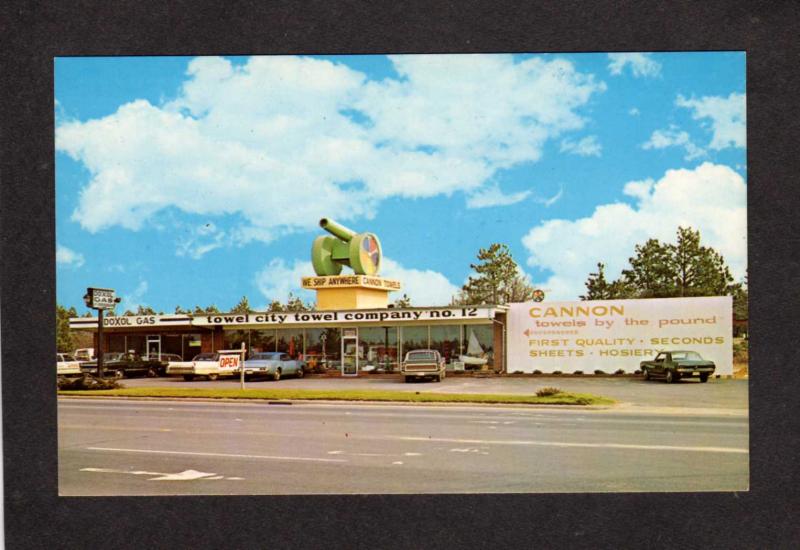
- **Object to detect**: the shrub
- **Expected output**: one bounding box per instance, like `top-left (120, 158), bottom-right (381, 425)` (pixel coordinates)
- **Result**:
top-left (58, 375), bottom-right (121, 391)
top-left (593, 369), bottom-right (605, 375)
top-left (573, 370), bottom-right (584, 375)
top-left (512, 370), bottom-right (524, 375)
top-left (536, 386), bottom-right (561, 397)
top-left (552, 370), bottom-right (562, 375)
top-left (532, 370), bottom-right (542, 375)
top-left (634, 369), bottom-right (641, 375)
top-left (613, 369), bottom-right (625, 375)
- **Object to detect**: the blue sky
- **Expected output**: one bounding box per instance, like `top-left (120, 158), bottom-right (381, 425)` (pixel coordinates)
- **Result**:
top-left (55, 53), bottom-right (747, 313)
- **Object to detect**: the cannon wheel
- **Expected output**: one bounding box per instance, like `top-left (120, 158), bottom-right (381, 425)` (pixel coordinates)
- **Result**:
top-left (311, 236), bottom-right (343, 276)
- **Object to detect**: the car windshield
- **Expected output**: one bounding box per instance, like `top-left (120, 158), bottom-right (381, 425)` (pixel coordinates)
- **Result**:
top-left (672, 351), bottom-right (703, 361)
top-left (63, 354), bottom-right (76, 361)
top-left (104, 353), bottom-right (124, 361)
top-left (193, 353), bottom-right (218, 361)
top-left (251, 352), bottom-right (281, 360)
top-left (406, 351), bottom-right (437, 361)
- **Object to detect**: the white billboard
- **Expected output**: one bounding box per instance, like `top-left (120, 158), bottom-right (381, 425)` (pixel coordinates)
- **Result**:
top-left (507, 297), bottom-right (733, 375)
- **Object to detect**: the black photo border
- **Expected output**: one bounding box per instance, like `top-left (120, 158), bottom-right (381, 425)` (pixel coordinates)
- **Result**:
top-left (2, 1), bottom-right (798, 548)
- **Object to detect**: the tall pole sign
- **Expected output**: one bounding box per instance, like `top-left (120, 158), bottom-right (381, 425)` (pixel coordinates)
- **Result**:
top-left (83, 287), bottom-right (121, 379)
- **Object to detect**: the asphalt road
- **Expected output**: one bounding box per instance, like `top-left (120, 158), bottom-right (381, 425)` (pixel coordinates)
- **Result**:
top-left (119, 374), bottom-right (749, 412)
top-left (59, 398), bottom-right (749, 495)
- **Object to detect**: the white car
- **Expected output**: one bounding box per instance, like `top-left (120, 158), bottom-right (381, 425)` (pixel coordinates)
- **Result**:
top-left (57, 353), bottom-right (82, 377)
top-left (166, 350), bottom-right (243, 381)
top-left (73, 348), bottom-right (95, 361)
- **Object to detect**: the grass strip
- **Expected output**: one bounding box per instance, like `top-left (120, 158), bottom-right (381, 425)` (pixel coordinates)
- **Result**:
top-left (58, 387), bottom-right (614, 406)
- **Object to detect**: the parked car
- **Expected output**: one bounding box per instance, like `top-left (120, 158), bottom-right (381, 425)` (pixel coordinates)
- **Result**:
top-left (57, 353), bottom-right (82, 377)
top-left (141, 353), bottom-right (185, 376)
top-left (401, 349), bottom-right (446, 383)
top-left (243, 352), bottom-right (305, 381)
top-left (79, 352), bottom-right (159, 379)
top-left (73, 348), bottom-right (95, 361)
top-left (166, 350), bottom-right (243, 381)
top-left (640, 350), bottom-right (716, 383)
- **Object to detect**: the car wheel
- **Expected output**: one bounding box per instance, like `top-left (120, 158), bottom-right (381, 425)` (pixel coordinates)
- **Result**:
top-left (146, 367), bottom-right (158, 378)
top-left (699, 373), bottom-right (709, 383)
top-left (272, 370), bottom-right (281, 381)
top-left (642, 368), bottom-right (649, 381)
top-left (114, 369), bottom-right (125, 380)
top-left (207, 373), bottom-right (219, 381)
top-left (665, 370), bottom-right (674, 383)
top-left (296, 368), bottom-right (304, 379)
top-left (404, 376), bottom-right (411, 383)
top-left (183, 374), bottom-right (195, 381)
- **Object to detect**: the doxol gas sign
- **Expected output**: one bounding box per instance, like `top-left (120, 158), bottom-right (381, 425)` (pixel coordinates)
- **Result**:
top-left (507, 297), bottom-right (733, 375)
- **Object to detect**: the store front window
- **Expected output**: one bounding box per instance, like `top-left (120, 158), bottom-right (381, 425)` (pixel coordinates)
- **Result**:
top-left (184, 333), bottom-right (202, 359)
top-left (305, 328), bottom-right (340, 372)
top-left (223, 329), bottom-right (250, 354)
top-left (276, 329), bottom-right (304, 359)
top-left (462, 325), bottom-right (494, 368)
top-left (359, 326), bottom-right (399, 372)
top-left (251, 329), bottom-right (276, 353)
top-left (401, 326), bottom-right (428, 359)
top-left (430, 325), bottom-right (461, 365)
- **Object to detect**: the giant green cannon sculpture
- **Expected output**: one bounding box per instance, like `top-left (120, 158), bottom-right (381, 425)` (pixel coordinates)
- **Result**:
top-left (311, 218), bottom-right (383, 276)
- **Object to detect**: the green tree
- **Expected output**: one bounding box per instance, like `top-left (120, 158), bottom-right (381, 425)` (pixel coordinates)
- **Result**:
top-left (193, 304), bottom-right (221, 314)
top-left (285, 292), bottom-right (310, 312)
top-left (621, 238), bottom-right (676, 297)
top-left (670, 227), bottom-right (734, 296)
top-left (584, 227), bottom-right (739, 300)
top-left (174, 305), bottom-right (190, 314)
top-left (393, 294), bottom-right (412, 308)
top-left (135, 305), bottom-right (157, 315)
top-left (460, 243), bottom-right (534, 305)
top-left (581, 263), bottom-right (613, 300)
top-left (56, 304), bottom-right (78, 352)
top-left (230, 295), bottom-right (254, 314)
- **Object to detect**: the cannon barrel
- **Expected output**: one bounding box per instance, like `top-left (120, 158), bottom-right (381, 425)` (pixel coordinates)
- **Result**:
top-left (319, 218), bottom-right (356, 242)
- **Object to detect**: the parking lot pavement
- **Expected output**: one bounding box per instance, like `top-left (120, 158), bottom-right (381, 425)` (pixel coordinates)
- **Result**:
top-left (118, 374), bottom-right (748, 412)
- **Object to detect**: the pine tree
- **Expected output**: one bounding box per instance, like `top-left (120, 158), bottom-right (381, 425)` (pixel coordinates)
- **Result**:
top-left (56, 304), bottom-right (78, 352)
top-left (460, 243), bottom-right (534, 304)
top-left (230, 296), bottom-right (253, 313)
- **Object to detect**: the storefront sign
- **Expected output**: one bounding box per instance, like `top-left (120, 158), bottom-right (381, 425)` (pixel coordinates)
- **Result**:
top-left (191, 307), bottom-right (493, 326)
top-left (301, 275), bottom-right (402, 290)
top-left (69, 315), bottom-right (192, 330)
top-left (86, 287), bottom-right (117, 310)
top-left (507, 297), bottom-right (733, 375)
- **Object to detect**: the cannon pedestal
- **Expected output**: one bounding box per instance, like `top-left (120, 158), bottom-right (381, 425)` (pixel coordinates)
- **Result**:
top-left (301, 275), bottom-right (402, 311)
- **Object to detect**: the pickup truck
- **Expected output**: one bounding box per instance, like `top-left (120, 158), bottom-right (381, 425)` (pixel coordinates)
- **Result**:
top-left (640, 350), bottom-right (716, 383)
top-left (166, 350), bottom-right (244, 381)
top-left (401, 349), bottom-right (446, 383)
top-left (79, 352), bottom-right (162, 379)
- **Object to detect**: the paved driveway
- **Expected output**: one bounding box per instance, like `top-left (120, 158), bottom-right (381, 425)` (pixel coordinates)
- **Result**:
top-left (120, 374), bottom-right (748, 412)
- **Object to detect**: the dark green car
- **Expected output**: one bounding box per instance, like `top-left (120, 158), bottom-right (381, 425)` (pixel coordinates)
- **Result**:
top-left (640, 350), bottom-right (716, 383)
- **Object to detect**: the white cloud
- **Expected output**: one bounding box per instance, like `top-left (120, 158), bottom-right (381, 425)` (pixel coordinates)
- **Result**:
top-left (466, 184), bottom-right (531, 208)
top-left (560, 135), bottom-right (601, 157)
top-left (628, 107), bottom-right (640, 116)
top-left (521, 163), bottom-right (747, 299)
top-left (254, 256), bottom-right (459, 307)
top-left (56, 244), bottom-right (85, 268)
top-left (642, 126), bottom-right (706, 160)
top-left (56, 55), bottom-right (605, 252)
top-left (120, 280), bottom-right (149, 312)
top-left (676, 92), bottom-right (746, 150)
top-left (379, 257), bottom-right (460, 305)
top-left (607, 53), bottom-right (661, 78)
top-left (533, 185), bottom-right (563, 207)
top-left (253, 259), bottom-right (316, 306)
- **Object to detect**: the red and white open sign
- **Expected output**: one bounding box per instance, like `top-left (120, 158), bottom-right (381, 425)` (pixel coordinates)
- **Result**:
top-left (219, 354), bottom-right (240, 370)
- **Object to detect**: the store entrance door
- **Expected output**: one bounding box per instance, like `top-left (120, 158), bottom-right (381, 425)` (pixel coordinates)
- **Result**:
top-left (146, 335), bottom-right (161, 359)
top-left (341, 328), bottom-right (358, 376)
